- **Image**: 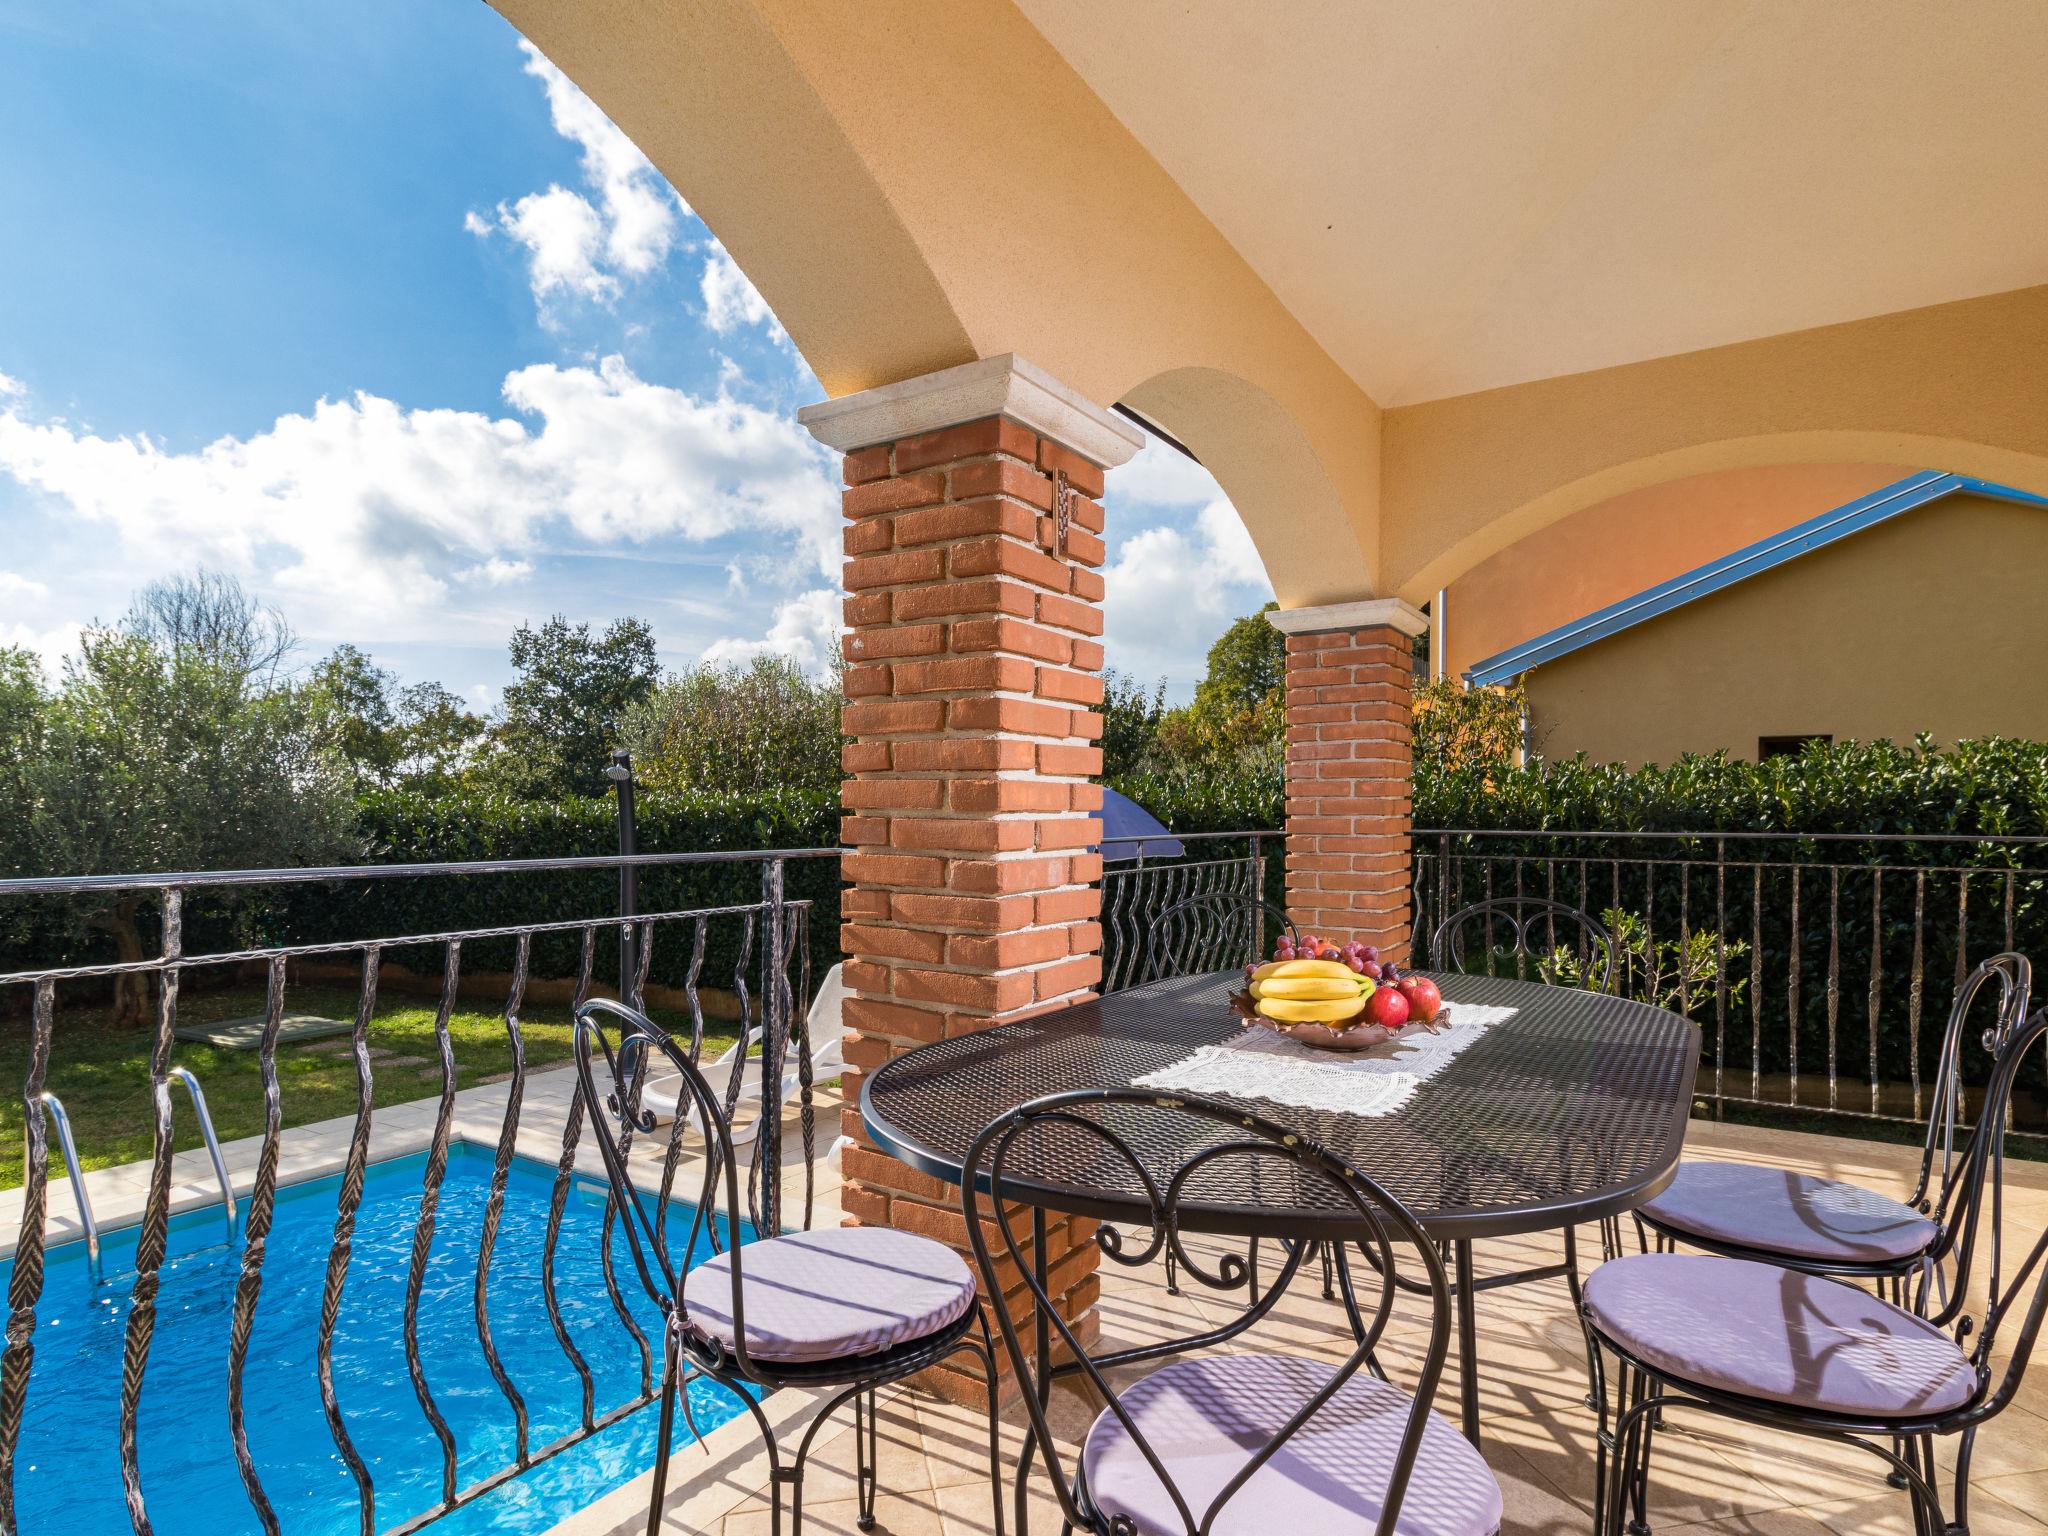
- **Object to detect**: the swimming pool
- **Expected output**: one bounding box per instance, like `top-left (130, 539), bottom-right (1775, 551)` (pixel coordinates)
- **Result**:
top-left (6, 1142), bottom-right (755, 1536)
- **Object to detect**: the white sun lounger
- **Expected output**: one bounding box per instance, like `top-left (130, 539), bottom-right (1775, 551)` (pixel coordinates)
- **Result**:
top-left (637, 963), bottom-right (847, 1155)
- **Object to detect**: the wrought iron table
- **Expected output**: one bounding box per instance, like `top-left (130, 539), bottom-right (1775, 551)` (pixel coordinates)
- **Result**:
top-left (861, 968), bottom-right (1698, 1449)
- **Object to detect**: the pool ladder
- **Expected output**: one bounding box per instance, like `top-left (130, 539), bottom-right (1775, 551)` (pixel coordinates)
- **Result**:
top-left (36, 1067), bottom-right (238, 1289)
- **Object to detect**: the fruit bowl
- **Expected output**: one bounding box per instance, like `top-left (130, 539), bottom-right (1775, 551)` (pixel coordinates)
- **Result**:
top-left (1229, 990), bottom-right (1403, 1051)
top-left (1232, 935), bottom-right (1450, 1052)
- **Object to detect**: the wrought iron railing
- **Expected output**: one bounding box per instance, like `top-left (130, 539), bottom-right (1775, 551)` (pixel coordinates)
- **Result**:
top-left (1099, 831), bottom-right (1283, 993)
top-left (1411, 828), bottom-right (2048, 1141)
top-left (0, 848), bottom-right (832, 1536)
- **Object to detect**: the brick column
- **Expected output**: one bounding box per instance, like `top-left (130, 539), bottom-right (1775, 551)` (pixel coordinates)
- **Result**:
top-left (1267, 600), bottom-right (1428, 962)
top-left (799, 355), bottom-right (1142, 1403)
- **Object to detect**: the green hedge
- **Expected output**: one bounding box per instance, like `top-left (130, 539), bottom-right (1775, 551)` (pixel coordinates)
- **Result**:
top-left (269, 788), bottom-right (840, 991)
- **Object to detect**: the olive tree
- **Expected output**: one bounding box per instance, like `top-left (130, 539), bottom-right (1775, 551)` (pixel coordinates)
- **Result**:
top-left (24, 573), bottom-right (361, 1024)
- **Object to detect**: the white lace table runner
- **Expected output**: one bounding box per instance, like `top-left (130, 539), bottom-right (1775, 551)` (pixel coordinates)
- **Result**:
top-left (1131, 1002), bottom-right (1519, 1119)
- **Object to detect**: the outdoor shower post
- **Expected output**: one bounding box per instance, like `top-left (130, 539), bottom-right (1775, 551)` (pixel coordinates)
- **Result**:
top-left (607, 750), bottom-right (638, 1004)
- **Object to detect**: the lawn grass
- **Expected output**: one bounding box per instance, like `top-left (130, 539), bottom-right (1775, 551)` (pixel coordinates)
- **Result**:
top-left (0, 985), bottom-right (741, 1191)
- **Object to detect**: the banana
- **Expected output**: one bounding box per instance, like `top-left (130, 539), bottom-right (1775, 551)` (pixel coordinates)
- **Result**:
top-left (1256, 994), bottom-right (1369, 1024)
top-left (1250, 958), bottom-right (1355, 983)
top-left (1251, 976), bottom-right (1364, 1001)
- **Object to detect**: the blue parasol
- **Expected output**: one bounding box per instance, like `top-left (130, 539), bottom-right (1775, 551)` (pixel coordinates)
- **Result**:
top-left (1097, 787), bottom-right (1185, 862)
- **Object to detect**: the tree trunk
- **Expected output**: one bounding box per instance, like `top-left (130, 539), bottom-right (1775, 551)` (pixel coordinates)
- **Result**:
top-left (92, 900), bottom-right (153, 1028)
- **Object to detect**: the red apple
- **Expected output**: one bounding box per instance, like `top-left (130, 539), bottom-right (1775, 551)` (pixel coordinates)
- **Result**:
top-left (1397, 975), bottom-right (1442, 1024)
top-left (1365, 986), bottom-right (1410, 1029)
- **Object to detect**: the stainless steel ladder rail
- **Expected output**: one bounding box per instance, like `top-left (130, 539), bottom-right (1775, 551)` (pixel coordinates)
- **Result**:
top-left (167, 1066), bottom-right (239, 1245)
top-left (36, 1091), bottom-right (103, 1286)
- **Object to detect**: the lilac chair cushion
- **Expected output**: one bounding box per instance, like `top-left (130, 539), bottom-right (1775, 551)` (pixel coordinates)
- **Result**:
top-left (1639, 1159), bottom-right (1938, 1264)
top-left (1081, 1353), bottom-right (1502, 1536)
top-left (682, 1227), bottom-right (977, 1365)
top-left (1584, 1253), bottom-right (1978, 1419)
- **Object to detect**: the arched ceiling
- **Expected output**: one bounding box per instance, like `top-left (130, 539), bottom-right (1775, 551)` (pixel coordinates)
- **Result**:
top-left (1015, 0), bottom-right (2048, 406)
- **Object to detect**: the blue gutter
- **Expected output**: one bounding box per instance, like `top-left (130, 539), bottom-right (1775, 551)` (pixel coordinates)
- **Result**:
top-left (1465, 471), bottom-right (2048, 687)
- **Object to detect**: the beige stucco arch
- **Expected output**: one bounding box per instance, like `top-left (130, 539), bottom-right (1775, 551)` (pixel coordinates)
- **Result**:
top-left (1383, 283), bottom-right (2048, 601)
top-left (490, 0), bottom-right (1384, 608)
top-left (1415, 430), bottom-right (2048, 610)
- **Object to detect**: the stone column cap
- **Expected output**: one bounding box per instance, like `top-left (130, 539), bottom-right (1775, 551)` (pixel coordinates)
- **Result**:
top-left (798, 352), bottom-right (1144, 468)
top-left (1266, 597), bottom-right (1428, 637)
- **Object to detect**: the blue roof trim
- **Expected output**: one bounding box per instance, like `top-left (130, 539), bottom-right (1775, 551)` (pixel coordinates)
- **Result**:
top-left (1464, 472), bottom-right (2048, 686)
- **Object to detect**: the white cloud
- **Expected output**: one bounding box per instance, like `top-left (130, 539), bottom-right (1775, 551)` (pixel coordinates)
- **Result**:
top-left (494, 186), bottom-right (616, 304)
top-left (0, 372), bottom-right (25, 401)
top-left (453, 557), bottom-right (533, 587)
top-left (703, 587), bottom-right (842, 678)
top-left (1109, 432), bottom-right (1227, 507)
top-left (470, 41), bottom-right (687, 316)
top-left (700, 239), bottom-right (782, 340)
top-left (0, 620), bottom-right (81, 680)
top-left (0, 355), bottom-right (841, 648)
top-left (1100, 497), bottom-right (1273, 694)
top-left (0, 570), bottom-right (49, 600)
top-left (517, 41), bottom-right (682, 276)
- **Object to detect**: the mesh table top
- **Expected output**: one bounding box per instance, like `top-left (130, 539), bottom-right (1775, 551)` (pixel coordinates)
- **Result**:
top-left (861, 970), bottom-right (1699, 1240)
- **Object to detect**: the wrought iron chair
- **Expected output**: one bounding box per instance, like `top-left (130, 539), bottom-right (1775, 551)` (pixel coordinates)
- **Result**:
top-left (1636, 952), bottom-right (2031, 1300)
top-left (1429, 896), bottom-right (1617, 993)
top-left (1582, 1005), bottom-right (2048, 1536)
top-left (1137, 892), bottom-right (1304, 1298)
top-left (572, 998), bottom-right (1004, 1536)
top-left (1139, 892), bottom-right (1299, 988)
top-left (963, 1088), bottom-right (1503, 1536)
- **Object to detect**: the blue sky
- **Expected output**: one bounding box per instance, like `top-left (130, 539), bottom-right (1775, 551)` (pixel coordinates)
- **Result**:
top-left (0, 1), bottom-right (1271, 711)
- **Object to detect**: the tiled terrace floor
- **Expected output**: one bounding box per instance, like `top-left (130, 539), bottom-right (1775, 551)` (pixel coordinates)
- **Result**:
top-left (562, 1114), bottom-right (2048, 1536)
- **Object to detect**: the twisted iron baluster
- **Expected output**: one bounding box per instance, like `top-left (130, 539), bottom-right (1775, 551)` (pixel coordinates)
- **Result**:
top-left (118, 888), bottom-right (184, 1536)
top-left (1869, 870), bottom-right (1885, 1116)
top-left (1787, 866), bottom-right (1800, 1105)
top-left (1750, 865), bottom-right (1763, 1100)
top-left (400, 941), bottom-right (463, 1506)
top-left (791, 907), bottom-right (817, 1232)
top-left (0, 979), bottom-right (57, 1535)
top-left (754, 863), bottom-right (791, 1237)
top-left (597, 922), bottom-right (655, 1393)
top-left (474, 934), bottom-right (532, 1465)
top-left (1826, 870), bottom-right (1841, 1112)
top-left (318, 948), bottom-right (380, 1536)
top-left (227, 957), bottom-right (288, 1534)
top-left (542, 930), bottom-right (600, 1434)
top-left (723, 913), bottom-right (756, 1131)
top-left (1909, 872), bottom-right (1927, 1119)
top-left (651, 920), bottom-right (710, 1267)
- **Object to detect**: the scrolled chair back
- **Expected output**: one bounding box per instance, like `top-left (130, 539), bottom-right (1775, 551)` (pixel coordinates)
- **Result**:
top-left (963, 1088), bottom-right (1461, 1536)
top-left (571, 998), bottom-right (771, 1381)
top-left (1430, 896), bottom-right (1616, 992)
top-left (1938, 1004), bottom-right (2048, 1425)
top-left (1142, 893), bottom-right (1300, 986)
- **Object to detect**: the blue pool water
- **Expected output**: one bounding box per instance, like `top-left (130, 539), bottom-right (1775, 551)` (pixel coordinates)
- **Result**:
top-left (5, 1143), bottom-right (755, 1536)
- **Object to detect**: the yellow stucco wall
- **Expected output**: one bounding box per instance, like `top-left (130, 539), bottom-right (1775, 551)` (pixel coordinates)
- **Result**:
top-left (1525, 494), bottom-right (2048, 764)
top-left (1442, 463), bottom-right (1909, 682)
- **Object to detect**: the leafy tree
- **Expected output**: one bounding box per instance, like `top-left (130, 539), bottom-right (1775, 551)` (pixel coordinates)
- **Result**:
top-left (1099, 669), bottom-right (1168, 779)
top-left (488, 614), bottom-right (659, 797)
top-left (1411, 677), bottom-right (1527, 778)
top-left (622, 656), bottom-right (843, 796)
top-left (23, 572), bottom-right (362, 1024)
top-left (308, 643), bottom-right (401, 788)
top-left (390, 681), bottom-right (487, 792)
top-left (0, 647), bottom-right (47, 879)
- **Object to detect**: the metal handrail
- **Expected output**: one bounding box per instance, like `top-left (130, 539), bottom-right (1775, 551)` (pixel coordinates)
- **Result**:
top-left (167, 1067), bottom-right (238, 1246)
top-left (1415, 826), bottom-right (2048, 847)
top-left (37, 1091), bottom-right (102, 1285)
top-left (0, 844), bottom-right (841, 899)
